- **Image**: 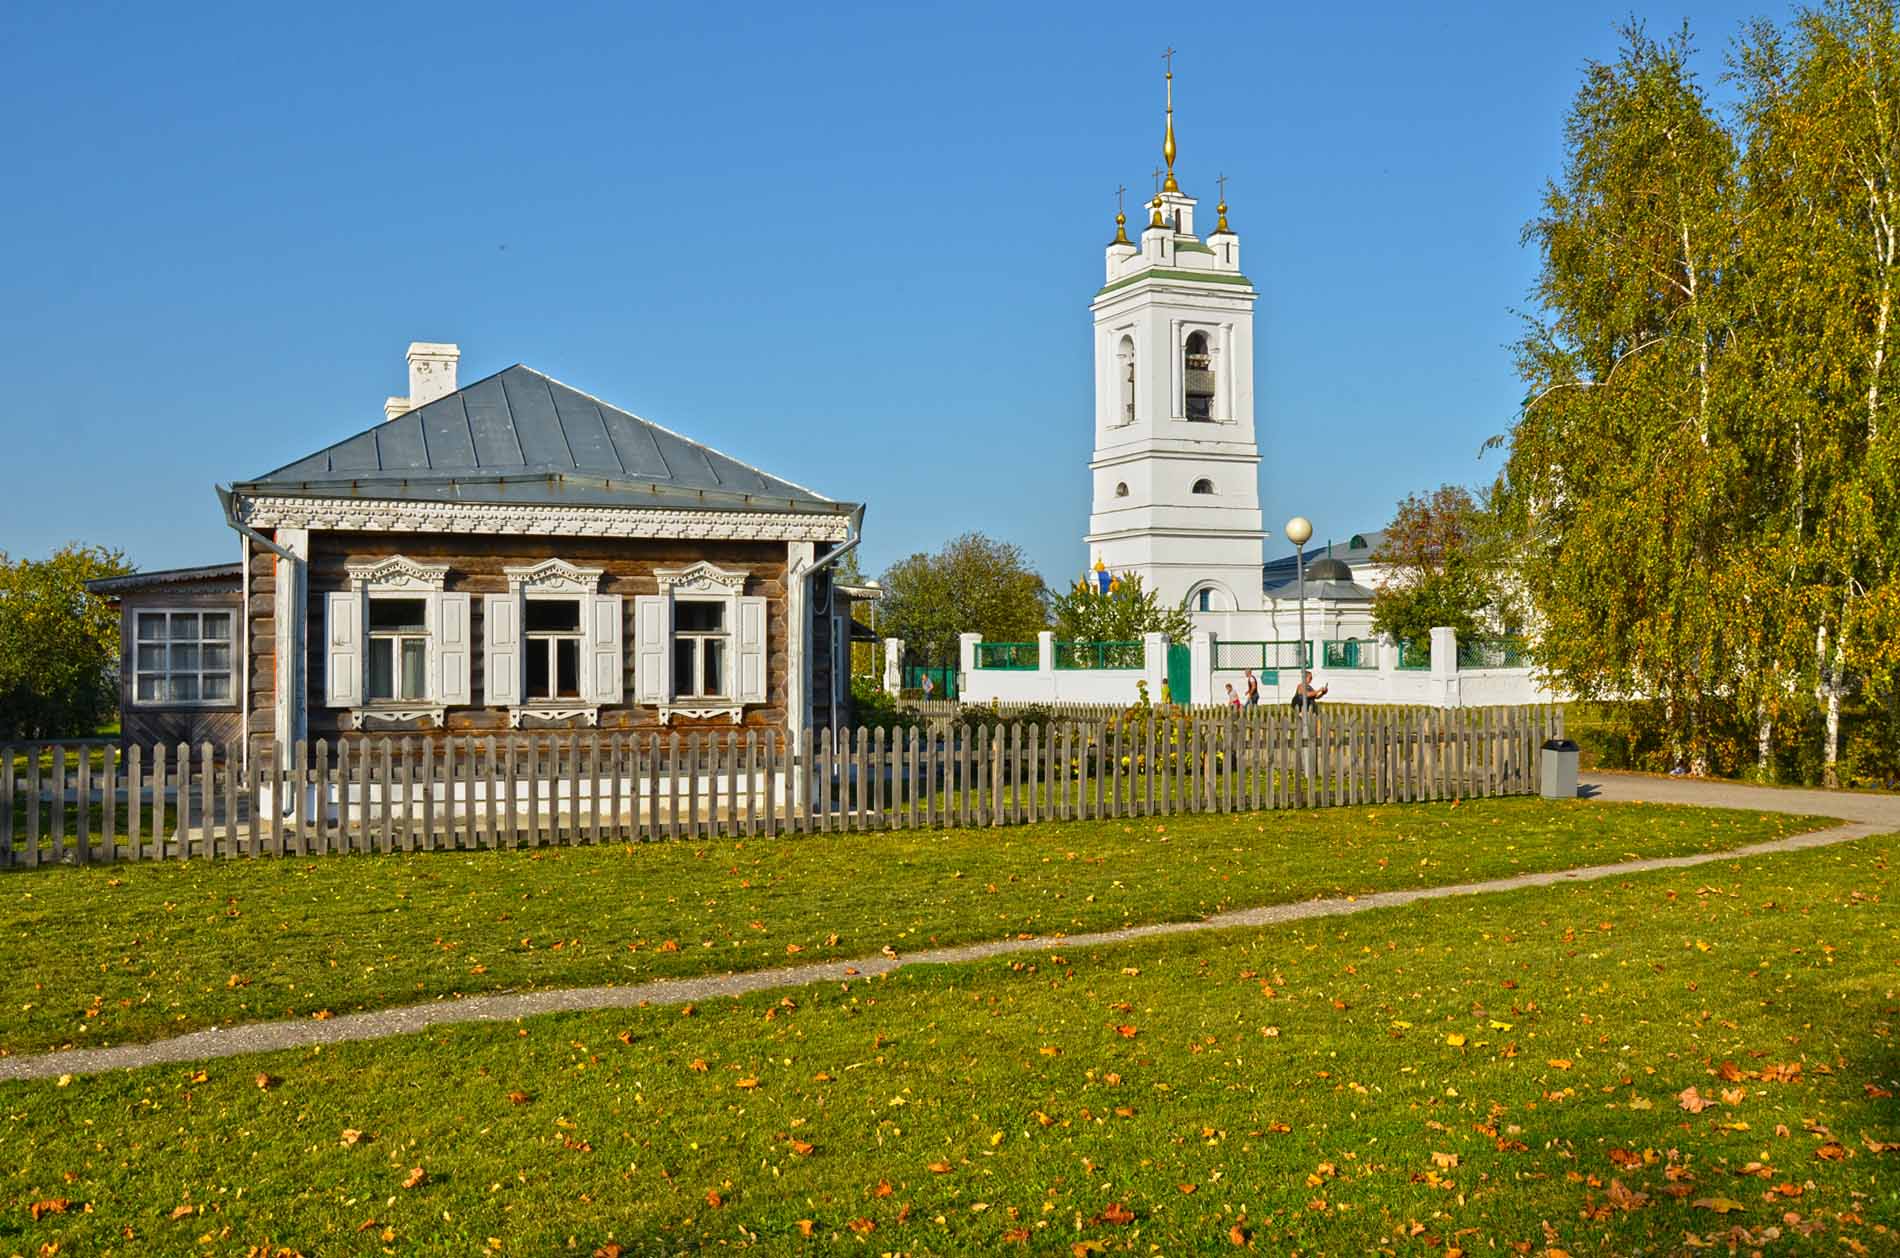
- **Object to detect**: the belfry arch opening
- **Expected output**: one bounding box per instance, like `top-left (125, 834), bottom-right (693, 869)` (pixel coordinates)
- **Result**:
top-left (1117, 336), bottom-right (1136, 423)
top-left (1183, 331), bottom-right (1214, 420)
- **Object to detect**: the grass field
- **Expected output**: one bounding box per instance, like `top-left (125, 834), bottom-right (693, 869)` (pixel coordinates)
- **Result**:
top-left (1, 828), bottom-right (1892, 1255)
top-left (0, 799), bottom-right (1827, 1057)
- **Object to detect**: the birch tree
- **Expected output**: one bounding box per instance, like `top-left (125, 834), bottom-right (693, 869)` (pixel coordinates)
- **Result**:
top-left (1502, 23), bottom-right (1745, 773)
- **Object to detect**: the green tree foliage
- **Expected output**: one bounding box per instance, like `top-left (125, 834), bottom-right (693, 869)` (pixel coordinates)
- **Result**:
top-left (0, 544), bottom-right (132, 739)
top-left (1500, 5), bottom-right (1900, 782)
top-left (1049, 571), bottom-right (1192, 646)
top-left (877, 533), bottom-right (1047, 667)
top-left (1369, 485), bottom-right (1501, 653)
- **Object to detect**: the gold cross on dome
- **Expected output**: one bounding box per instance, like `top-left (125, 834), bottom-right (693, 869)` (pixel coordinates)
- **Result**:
top-left (1217, 172), bottom-right (1228, 201)
top-left (1116, 184), bottom-right (1126, 214)
top-left (1163, 46), bottom-right (1175, 75)
top-left (1152, 166), bottom-right (1163, 194)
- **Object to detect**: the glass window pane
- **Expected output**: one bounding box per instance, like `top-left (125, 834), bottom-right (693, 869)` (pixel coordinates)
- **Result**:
top-left (137, 613), bottom-right (166, 642)
top-left (702, 638), bottom-right (725, 696)
top-left (367, 638), bottom-right (394, 701)
top-left (136, 675), bottom-right (159, 702)
top-left (525, 598), bottom-right (581, 633)
top-left (170, 643), bottom-right (200, 672)
top-left (527, 638), bottom-right (552, 699)
top-left (556, 638), bottom-right (580, 698)
top-left (202, 643), bottom-right (231, 671)
top-left (170, 613), bottom-right (200, 640)
top-left (675, 601), bottom-right (723, 632)
top-left (172, 675), bottom-right (199, 702)
top-left (401, 638), bottom-right (427, 700)
top-left (201, 612), bottom-right (232, 640)
top-left (368, 597), bottom-right (428, 632)
top-left (673, 640), bottom-right (696, 697)
top-left (202, 674), bottom-right (231, 702)
top-left (137, 643), bottom-right (166, 672)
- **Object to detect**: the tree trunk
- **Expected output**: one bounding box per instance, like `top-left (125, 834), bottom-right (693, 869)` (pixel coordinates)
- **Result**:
top-left (1756, 703), bottom-right (1773, 780)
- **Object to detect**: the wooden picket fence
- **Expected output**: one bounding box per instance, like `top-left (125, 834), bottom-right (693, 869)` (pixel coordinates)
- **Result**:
top-left (0, 704), bottom-right (1564, 867)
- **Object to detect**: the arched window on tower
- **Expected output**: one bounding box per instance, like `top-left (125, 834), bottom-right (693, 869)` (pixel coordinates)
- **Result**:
top-left (1191, 478), bottom-right (1215, 495)
top-left (1117, 336), bottom-right (1136, 423)
top-left (1184, 331), bottom-right (1215, 420)
top-left (1114, 482), bottom-right (1129, 498)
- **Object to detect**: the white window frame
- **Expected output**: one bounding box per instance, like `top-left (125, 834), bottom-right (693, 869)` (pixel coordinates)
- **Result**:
top-left (366, 595), bottom-right (432, 704)
top-left (671, 597), bottom-right (730, 700)
top-left (637, 561), bottom-right (767, 724)
top-left (132, 608), bottom-right (237, 708)
top-left (488, 559), bottom-right (622, 728)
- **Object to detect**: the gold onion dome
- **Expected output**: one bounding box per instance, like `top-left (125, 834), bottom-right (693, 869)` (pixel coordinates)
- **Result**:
top-left (1215, 199), bottom-right (1230, 233)
top-left (1150, 195), bottom-right (1164, 228)
top-left (1113, 209), bottom-right (1130, 245)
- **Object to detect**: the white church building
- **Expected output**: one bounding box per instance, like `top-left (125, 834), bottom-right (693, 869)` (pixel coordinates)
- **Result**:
top-left (948, 63), bottom-right (1556, 710)
top-left (1082, 67), bottom-right (1379, 660)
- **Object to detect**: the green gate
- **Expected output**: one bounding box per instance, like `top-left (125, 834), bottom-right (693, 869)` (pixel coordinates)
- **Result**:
top-left (1166, 643), bottom-right (1193, 705)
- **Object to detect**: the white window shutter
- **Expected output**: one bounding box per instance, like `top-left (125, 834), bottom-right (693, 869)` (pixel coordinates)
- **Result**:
top-left (589, 593), bottom-right (624, 704)
top-left (633, 595), bottom-right (668, 704)
top-left (436, 592), bottom-right (471, 706)
top-left (484, 593), bottom-right (521, 706)
top-left (324, 591), bottom-right (361, 708)
top-left (736, 595), bottom-right (768, 704)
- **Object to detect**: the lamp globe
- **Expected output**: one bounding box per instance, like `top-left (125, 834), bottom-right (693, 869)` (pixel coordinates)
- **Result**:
top-left (1284, 516), bottom-right (1313, 546)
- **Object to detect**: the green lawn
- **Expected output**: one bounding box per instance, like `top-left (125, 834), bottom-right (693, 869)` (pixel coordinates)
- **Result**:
top-left (2, 829), bottom-right (1892, 1255)
top-left (0, 799), bottom-right (1828, 1057)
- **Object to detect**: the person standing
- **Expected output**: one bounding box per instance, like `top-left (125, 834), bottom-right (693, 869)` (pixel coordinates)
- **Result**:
top-left (1243, 668), bottom-right (1260, 707)
top-left (1290, 669), bottom-right (1328, 713)
top-left (1225, 682), bottom-right (1242, 709)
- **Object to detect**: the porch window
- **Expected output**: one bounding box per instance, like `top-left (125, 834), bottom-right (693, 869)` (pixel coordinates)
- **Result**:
top-left (134, 610), bottom-right (234, 705)
top-left (366, 597), bottom-right (430, 702)
top-left (672, 600), bottom-right (728, 698)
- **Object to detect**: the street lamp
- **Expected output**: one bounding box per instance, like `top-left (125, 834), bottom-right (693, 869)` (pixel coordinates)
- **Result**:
top-left (1284, 516), bottom-right (1314, 788)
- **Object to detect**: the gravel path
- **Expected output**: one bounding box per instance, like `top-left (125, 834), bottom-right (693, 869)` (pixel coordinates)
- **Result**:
top-left (2, 773), bottom-right (1888, 1084)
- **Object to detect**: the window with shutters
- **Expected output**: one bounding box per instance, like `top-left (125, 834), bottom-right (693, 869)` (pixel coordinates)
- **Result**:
top-left (638, 561), bottom-right (767, 724)
top-left (487, 559), bottom-right (621, 728)
top-left (324, 556), bottom-right (467, 729)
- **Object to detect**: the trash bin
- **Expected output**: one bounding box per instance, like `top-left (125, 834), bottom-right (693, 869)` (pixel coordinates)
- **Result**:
top-left (1540, 738), bottom-right (1579, 800)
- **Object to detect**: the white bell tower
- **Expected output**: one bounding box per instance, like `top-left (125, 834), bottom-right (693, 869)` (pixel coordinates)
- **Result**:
top-left (1084, 61), bottom-right (1265, 614)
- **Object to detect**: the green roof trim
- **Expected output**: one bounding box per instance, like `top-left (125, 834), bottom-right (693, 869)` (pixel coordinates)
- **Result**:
top-left (1174, 238), bottom-right (1214, 255)
top-left (1096, 268), bottom-right (1255, 297)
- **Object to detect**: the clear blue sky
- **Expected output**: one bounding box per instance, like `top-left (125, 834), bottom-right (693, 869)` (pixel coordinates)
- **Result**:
top-left (1, 0), bottom-right (1764, 585)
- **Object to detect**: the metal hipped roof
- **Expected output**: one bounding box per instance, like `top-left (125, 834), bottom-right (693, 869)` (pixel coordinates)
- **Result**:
top-left (233, 365), bottom-right (849, 515)
top-left (85, 563), bottom-right (242, 595)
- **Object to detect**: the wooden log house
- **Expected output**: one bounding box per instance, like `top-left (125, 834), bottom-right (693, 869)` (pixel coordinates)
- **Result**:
top-left (91, 344), bottom-right (864, 758)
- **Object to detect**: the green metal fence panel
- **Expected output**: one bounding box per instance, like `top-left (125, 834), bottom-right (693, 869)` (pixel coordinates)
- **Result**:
top-left (1053, 640), bottom-right (1144, 670)
top-left (1396, 641), bottom-right (1431, 670)
top-left (973, 642), bottom-right (1039, 671)
top-left (1456, 636), bottom-right (1527, 669)
top-left (1322, 639), bottom-right (1378, 669)
top-left (902, 665), bottom-right (958, 699)
top-left (1212, 640), bottom-right (1310, 672)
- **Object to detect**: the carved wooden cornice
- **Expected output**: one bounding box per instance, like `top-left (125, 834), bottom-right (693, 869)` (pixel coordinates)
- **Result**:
top-left (653, 560), bottom-right (749, 595)
top-left (344, 556), bottom-right (451, 590)
top-left (502, 558), bottom-right (605, 593)
top-left (236, 494), bottom-right (851, 542)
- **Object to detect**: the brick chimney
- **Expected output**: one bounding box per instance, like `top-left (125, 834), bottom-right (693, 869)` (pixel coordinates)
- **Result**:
top-left (384, 341), bottom-right (460, 420)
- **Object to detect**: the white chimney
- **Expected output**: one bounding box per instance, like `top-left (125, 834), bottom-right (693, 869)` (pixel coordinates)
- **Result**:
top-left (406, 342), bottom-right (460, 408)
top-left (384, 341), bottom-right (461, 420)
